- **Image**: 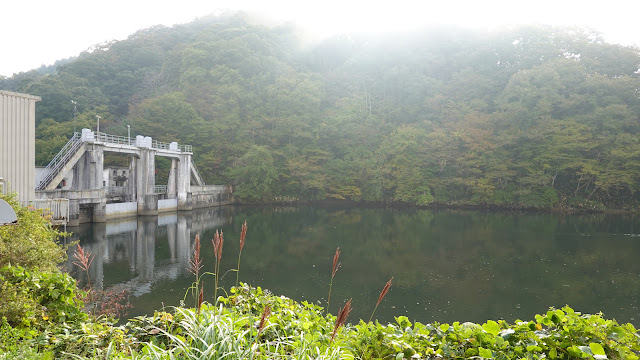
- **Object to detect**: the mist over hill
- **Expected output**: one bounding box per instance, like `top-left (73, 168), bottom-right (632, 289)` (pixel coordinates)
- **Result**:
top-left (3, 13), bottom-right (640, 209)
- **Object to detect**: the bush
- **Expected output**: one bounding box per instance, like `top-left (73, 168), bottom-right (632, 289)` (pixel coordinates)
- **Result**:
top-left (0, 193), bottom-right (67, 272)
top-left (0, 264), bottom-right (87, 329)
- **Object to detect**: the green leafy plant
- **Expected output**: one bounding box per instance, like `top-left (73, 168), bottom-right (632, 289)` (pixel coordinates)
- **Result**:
top-left (0, 193), bottom-right (68, 272)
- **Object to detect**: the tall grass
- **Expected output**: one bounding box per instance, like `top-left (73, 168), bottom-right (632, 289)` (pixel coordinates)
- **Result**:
top-left (150, 221), bottom-right (393, 359)
top-left (187, 234), bottom-right (204, 311)
top-left (236, 220), bottom-right (248, 288)
top-left (212, 230), bottom-right (224, 304)
top-left (326, 247), bottom-right (340, 314)
top-left (72, 244), bottom-right (94, 290)
top-left (369, 277), bottom-right (392, 323)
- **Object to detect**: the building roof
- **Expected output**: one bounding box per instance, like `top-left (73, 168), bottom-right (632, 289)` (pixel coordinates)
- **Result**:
top-left (0, 90), bottom-right (41, 101)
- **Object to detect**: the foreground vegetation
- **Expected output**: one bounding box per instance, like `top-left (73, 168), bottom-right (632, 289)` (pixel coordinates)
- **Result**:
top-left (2, 15), bottom-right (640, 209)
top-left (1, 194), bottom-right (639, 359)
top-left (2, 281), bottom-right (639, 359)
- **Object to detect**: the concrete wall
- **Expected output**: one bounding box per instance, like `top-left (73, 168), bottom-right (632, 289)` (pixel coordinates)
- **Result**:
top-left (106, 202), bottom-right (138, 219)
top-left (0, 90), bottom-right (40, 202)
top-left (191, 185), bottom-right (233, 208)
top-left (158, 198), bottom-right (177, 212)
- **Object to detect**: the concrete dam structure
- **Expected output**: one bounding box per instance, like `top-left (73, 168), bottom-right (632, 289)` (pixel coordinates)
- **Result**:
top-left (36, 129), bottom-right (232, 226)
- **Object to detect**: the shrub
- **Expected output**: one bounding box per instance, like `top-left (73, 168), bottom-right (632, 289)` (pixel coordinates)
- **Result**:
top-left (0, 193), bottom-right (67, 272)
top-left (0, 264), bottom-right (87, 329)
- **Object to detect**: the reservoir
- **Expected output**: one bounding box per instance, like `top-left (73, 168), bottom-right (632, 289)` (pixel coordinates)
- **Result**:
top-left (64, 205), bottom-right (640, 326)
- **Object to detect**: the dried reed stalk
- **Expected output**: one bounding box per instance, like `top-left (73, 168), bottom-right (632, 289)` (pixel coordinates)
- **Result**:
top-left (326, 247), bottom-right (341, 314)
top-left (212, 230), bottom-right (224, 304)
top-left (73, 244), bottom-right (95, 290)
top-left (236, 220), bottom-right (248, 288)
top-left (257, 305), bottom-right (271, 336)
top-left (188, 234), bottom-right (203, 277)
top-left (369, 277), bottom-right (393, 323)
top-left (188, 234), bottom-right (204, 309)
top-left (331, 298), bottom-right (352, 342)
top-left (197, 281), bottom-right (204, 315)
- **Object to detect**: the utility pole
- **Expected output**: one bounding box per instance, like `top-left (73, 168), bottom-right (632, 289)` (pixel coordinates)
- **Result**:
top-left (71, 100), bottom-right (78, 134)
top-left (127, 125), bottom-right (131, 144)
top-left (96, 115), bottom-right (101, 134)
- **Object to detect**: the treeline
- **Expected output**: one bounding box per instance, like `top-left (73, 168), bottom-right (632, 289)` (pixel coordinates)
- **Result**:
top-left (2, 13), bottom-right (640, 209)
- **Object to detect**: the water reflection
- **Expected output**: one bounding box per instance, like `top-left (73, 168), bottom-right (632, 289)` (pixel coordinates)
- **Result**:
top-left (65, 206), bottom-right (640, 326)
top-left (65, 207), bottom-right (233, 298)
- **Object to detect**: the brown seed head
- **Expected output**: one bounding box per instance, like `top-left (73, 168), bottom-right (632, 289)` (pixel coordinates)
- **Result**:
top-left (197, 281), bottom-right (204, 313)
top-left (239, 220), bottom-right (247, 252)
top-left (188, 234), bottom-right (203, 276)
top-left (258, 305), bottom-right (271, 334)
top-left (73, 244), bottom-right (94, 272)
top-left (377, 277), bottom-right (393, 306)
top-left (331, 247), bottom-right (340, 278)
top-left (331, 298), bottom-right (352, 341)
top-left (212, 230), bottom-right (224, 262)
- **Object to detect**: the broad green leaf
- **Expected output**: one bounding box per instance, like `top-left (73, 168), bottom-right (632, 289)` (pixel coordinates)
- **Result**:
top-left (483, 320), bottom-right (500, 335)
top-left (589, 343), bottom-right (607, 359)
top-left (478, 347), bottom-right (493, 358)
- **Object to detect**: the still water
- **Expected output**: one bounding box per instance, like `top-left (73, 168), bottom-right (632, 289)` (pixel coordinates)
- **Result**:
top-left (65, 205), bottom-right (640, 326)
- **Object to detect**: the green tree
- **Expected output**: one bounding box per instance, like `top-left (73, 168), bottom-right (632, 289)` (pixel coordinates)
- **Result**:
top-left (227, 145), bottom-right (279, 201)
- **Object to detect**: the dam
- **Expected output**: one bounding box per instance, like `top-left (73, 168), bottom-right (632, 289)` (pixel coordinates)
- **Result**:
top-left (35, 129), bottom-right (232, 226)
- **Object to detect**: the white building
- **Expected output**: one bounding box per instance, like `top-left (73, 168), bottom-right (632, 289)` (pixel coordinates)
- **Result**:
top-left (0, 90), bottom-right (40, 202)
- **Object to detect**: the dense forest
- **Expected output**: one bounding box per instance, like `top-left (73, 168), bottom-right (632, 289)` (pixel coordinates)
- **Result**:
top-left (2, 13), bottom-right (640, 210)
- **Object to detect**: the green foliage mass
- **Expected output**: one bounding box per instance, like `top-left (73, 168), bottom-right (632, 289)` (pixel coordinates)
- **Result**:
top-left (0, 194), bottom-right (67, 272)
top-left (4, 14), bottom-right (640, 209)
top-left (5, 283), bottom-right (638, 359)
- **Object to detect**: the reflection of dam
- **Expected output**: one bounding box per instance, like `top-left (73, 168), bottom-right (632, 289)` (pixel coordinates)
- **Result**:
top-left (66, 206), bottom-right (233, 297)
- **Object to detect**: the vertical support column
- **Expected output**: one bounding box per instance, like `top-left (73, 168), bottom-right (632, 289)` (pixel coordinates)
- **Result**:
top-left (126, 155), bottom-right (137, 203)
top-left (71, 144), bottom-right (104, 190)
top-left (136, 148), bottom-right (158, 216)
top-left (167, 158), bottom-right (178, 199)
top-left (177, 154), bottom-right (192, 211)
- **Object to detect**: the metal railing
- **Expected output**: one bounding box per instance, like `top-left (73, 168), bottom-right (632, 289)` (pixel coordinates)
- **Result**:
top-left (21, 199), bottom-right (69, 227)
top-left (36, 132), bottom-right (82, 190)
top-left (154, 185), bottom-right (167, 194)
top-left (152, 139), bottom-right (192, 153)
top-left (93, 131), bottom-right (192, 153)
top-left (95, 132), bottom-right (134, 146)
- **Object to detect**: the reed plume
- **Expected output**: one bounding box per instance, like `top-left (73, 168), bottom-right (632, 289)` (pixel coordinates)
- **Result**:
top-left (369, 277), bottom-right (393, 323)
top-left (212, 230), bottom-right (224, 303)
top-left (197, 281), bottom-right (204, 315)
top-left (73, 244), bottom-right (95, 290)
top-left (187, 234), bottom-right (203, 309)
top-left (236, 220), bottom-right (248, 288)
top-left (257, 305), bottom-right (271, 336)
top-left (326, 247), bottom-right (340, 314)
top-left (331, 298), bottom-right (352, 342)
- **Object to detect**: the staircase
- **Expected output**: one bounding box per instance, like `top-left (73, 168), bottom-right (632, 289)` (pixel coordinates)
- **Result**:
top-left (36, 132), bottom-right (84, 190)
top-left (190, 160), bottom-right (206, 186)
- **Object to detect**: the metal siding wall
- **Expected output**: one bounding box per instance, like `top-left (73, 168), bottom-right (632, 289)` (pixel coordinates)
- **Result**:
top-left (0, 91), bottom-right (39, 202)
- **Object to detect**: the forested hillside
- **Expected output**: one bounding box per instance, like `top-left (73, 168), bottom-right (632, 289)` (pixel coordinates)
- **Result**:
top-left (2, 13), bottom-right (640, 209)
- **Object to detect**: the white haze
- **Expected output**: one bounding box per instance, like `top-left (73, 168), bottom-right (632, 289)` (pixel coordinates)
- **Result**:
top-left (1, 0), bottom-right (638, 77)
